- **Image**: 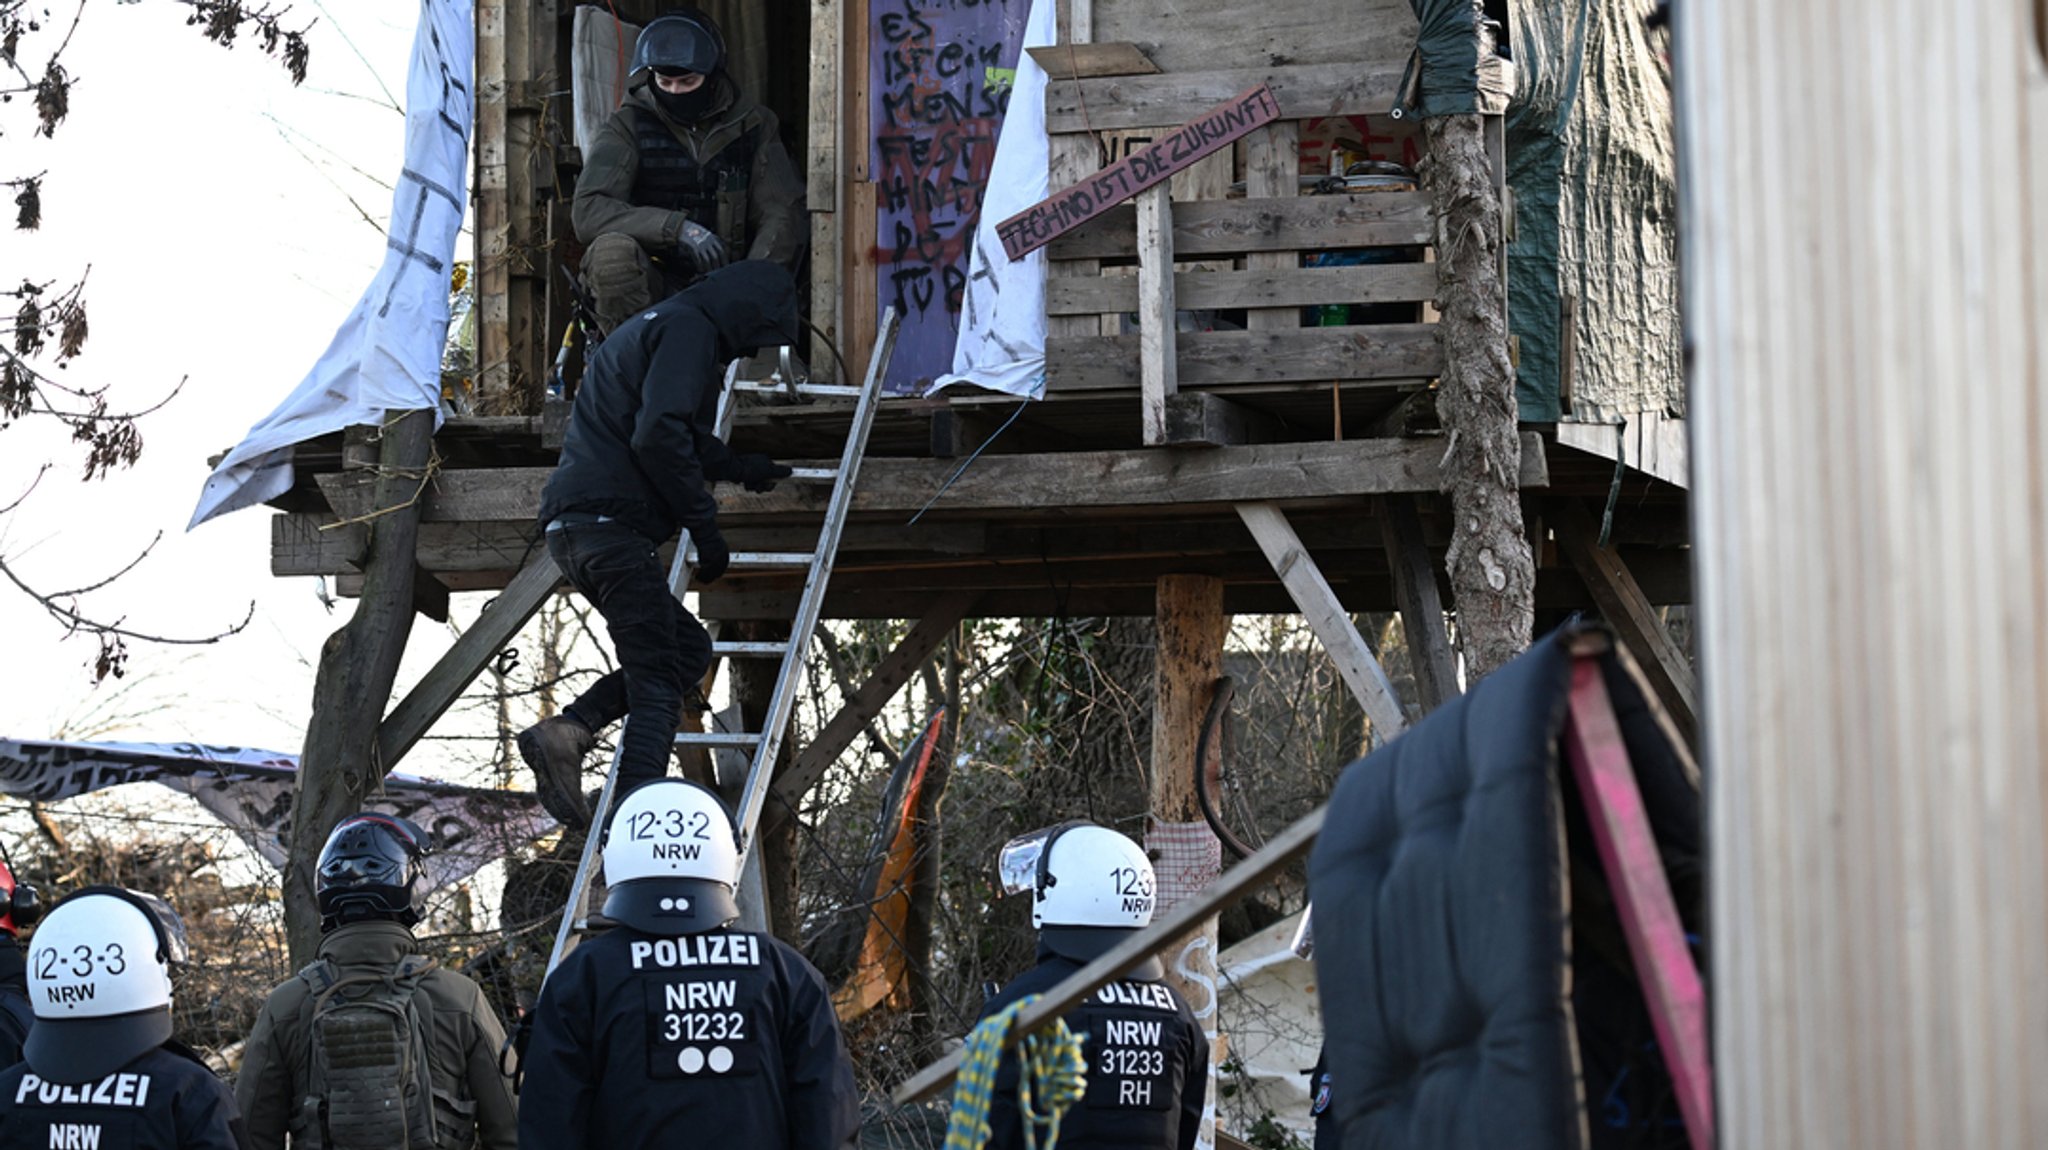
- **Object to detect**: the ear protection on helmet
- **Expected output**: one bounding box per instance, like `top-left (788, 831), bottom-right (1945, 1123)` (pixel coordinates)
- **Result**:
top-left (0, 841), bottom-right (42, 934)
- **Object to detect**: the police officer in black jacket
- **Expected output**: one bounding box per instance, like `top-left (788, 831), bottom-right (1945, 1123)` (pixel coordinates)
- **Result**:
top-left (518, 779), bottom-right (859, 1150)
top-left (982, 823), bottom-right (1207, 1150)
top-left (514, 261), bottom-right (800, 830)
top-left (0, 886), bottom-right (248, 1148)
top-left (0, 851), bottom-right (42, 1067)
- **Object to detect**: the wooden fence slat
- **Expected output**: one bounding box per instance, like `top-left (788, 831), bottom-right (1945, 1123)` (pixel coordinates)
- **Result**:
top-left (1045, 326), bottom-right (1442, 390)
top-left (1046, 60), bottom-right (1407, 133)
top-left (1048, 194), bottom-right (1432, 259)
top-left (1045, 262), bottom-right (1439, 315)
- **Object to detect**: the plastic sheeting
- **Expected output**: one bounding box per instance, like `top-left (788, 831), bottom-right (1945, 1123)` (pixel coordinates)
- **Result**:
top-left (1504, 0), bottom-right (1678, 423)
top-left (929, 0), bottom-right (1055, 400)
top-left (1401, 0), bottom-right (1515, 118)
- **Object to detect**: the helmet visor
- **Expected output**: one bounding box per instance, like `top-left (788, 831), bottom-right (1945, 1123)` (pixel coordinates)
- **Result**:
top-left (997, 826), bottom-right (1061, 897)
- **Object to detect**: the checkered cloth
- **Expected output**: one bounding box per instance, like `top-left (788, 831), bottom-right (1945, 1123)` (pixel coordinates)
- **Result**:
top-left (944, 994), bottom-right (1087, 1150)
top-left (1146, 819), bottom-right (1223, 912)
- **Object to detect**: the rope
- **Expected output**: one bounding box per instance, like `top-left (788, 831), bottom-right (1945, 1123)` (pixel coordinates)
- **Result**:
top-left (944, 994), bottom-right (1088, 1150)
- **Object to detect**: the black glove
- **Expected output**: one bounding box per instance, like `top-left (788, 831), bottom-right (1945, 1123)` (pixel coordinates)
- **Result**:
top-left (733, 453), bottom-right (794, 493)
top-left (675, 220), bottom-right (728, 272)
top-left (692, 529), bottom-right (730, 584)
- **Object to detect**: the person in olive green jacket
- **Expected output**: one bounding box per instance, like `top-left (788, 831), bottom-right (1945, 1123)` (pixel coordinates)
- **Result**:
top-left (573, 7), bottom-right (806, 335)
top-left (235, 814), bottom-right (517, 1150)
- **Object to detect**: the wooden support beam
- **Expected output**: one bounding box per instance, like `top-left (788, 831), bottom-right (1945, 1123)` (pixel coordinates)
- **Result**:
top-left (1550, 499), bottom-right (1699, 748)
top-left (892, 803), bottom-right (1326, 1103)
top-left (1044, 61), bottom-right (1406, 133)
top-left (1046, 263), bottom-right (1438, 318)
top-left (1235, 502), bottom-right (1407, 738)
top-left (320, 435), bottom-right (1551, 523)
top-left (1137, 184), bottom-right (1178, 445)
top-left (771, 591), bottom-right (979, 806)
top-left (1379, 495), bottom-right (1460, 711)
top-left (374, 552), bottom-right (564, 770)
top-left (1044, 326), bottom-right (1443, 391)
top-left (1151, 574), bottom-right (1226, 1148)
top-left (1244, 121), bottom-right (1301, 332)
top-left (1161, 392), bottom-right (1281, 447)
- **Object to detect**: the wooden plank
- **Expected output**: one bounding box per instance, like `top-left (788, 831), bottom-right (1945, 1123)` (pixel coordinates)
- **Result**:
top-left (1045, 262), bottom-right (1438, 316)
top-left (998, 85), bottom-right (1280, 260)
top-left (475, 0), bottom-right (512, 398)
top-left (772, 591), bottom-right (979, 805)
top-left (1551, 499), bottom-right (1698, 747)
top-left (1045, 325), bottom-right (1442, 390)
top-left (1088, 0), bottom-right (1415, 76)
top-left (1235, 502), bottom-right (1407, 738)
top-left (1026, 41), bottom-right (1158, 79)
top-left (1562, 655), bottom-right (1713, 1150)
top-left (1378, 494), bottom-right (1459, 711)
top-left (1245, 121), bottom-right (1302, 331)
top-left (1046, 61), bottom-right (1406, 134)
top-left (807, 0), bottom-right (840, 210)
top-left (1137, 184), bottom-right (1178, 446)
top-left (374, 552), bottom-right (565, 770)
top-left (893, 803), bottom-right (1326, 1104)
top-left (349, 435), bottom-right (1550, 523)
top-left (1048, 193), bottom-right (1432, 259)
top-left (1162, 392), bottom-right (1281, 448)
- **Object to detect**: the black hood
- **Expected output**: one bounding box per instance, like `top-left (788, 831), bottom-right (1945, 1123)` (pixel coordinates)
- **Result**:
top-left (679, 260), bottom-right (801, 360)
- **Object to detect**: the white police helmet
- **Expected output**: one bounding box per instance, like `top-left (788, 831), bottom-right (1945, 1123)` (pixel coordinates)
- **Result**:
top-left (998, 822), bottom-right (1161, 975)
top-left (25, 886), bottom-right (188, 1083)
top-left (601, 779), bottom-right (741, 934)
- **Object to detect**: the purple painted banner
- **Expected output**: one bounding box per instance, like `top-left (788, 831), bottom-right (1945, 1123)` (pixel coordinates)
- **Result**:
top-left (870, 0), bottom-right (1028, 393)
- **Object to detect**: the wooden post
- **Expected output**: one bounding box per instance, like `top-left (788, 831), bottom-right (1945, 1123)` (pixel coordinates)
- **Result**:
top-left (286, 410), bottom-right (435, 966)
top-left (1151, 573), bottom-right (1226, 1150)
top-left (1244, 122), bottom-right (1302, 331)
top-left (1379, 494), bottom-right (1460, 711)
top-left (1137, 184), bottom-right (1179, 445)
top-left (1685, 0), bottom-right (2048, 1143)
top-left (1047, 0), bottom-right (1101, 342)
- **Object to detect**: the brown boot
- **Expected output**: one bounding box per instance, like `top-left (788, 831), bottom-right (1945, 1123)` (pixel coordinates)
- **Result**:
top-left (518, 715), bottom-right (595, 829)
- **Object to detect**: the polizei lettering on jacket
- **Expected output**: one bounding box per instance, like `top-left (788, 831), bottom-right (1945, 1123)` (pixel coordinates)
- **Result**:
top-left (629, 934), bottom-right (762, 970)
top-left (1089, 981), bottom-right (1177, 1011)
top-left (12, 1072), bottom-right (152, 1108)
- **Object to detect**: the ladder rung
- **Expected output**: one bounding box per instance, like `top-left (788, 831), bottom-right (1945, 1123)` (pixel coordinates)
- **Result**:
top-left (674, 731), bottom-right (765, 749)
top-left (727, 551), bottom-right (815, 568)
top-left (732, 381), bottom-right (863, 399)
top-left (711, 640), bottom-right (790, 657)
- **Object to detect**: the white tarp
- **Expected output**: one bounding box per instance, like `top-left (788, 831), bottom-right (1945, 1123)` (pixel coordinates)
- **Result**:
top-left (188, 0), bottom-right (476, 529)
top-left (928, 0), bottom-right (1054, 400)
top-left (0, 738), bottom-right (553, 889)
top-left (1215, 910), bottom-right (1322, 1143)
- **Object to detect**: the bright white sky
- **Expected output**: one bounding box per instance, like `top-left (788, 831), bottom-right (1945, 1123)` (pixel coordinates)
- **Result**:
top-left (0, 0), bottom-right (464, 757)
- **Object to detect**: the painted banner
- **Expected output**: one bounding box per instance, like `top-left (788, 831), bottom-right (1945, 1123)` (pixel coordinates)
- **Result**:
top-left (189, 0), bottom-right (474, 528)
top-left (0, 738), bottom-right (554, 888)
top-left (996, 83), bottom-right (1281, 261)
top-left (870, 0), bottom-right (1031, 393)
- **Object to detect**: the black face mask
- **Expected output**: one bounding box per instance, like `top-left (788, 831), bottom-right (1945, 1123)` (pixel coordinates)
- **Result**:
top-left (654, 82), bottom-right (718, 123)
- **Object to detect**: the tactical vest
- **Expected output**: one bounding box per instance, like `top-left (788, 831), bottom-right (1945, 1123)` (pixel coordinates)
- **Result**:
top-left (626, 105), bottom-right (758, 249)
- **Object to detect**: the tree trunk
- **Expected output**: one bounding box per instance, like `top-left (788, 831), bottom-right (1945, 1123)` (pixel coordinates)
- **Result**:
top-left (904, 629), bottom-right (960, 1061)
top-left (1423, 114), bottom-right (1535, 681)
top-left (285, 409), bottom-right (435, 966)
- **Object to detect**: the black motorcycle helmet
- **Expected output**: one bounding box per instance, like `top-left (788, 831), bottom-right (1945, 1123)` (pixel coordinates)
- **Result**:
top-left (316, 813), bottom-right (429, 931)
top-left (630, 10), bottom-right (726, 79)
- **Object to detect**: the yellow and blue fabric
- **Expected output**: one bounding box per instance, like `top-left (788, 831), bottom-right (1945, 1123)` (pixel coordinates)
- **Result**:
top-left (944, 993), bottom-right (1088, 1150)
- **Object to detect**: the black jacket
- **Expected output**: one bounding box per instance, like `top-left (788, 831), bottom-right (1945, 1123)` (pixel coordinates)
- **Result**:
top-left (0, 1041), bottom-right (248, 1149)
top-left (0, 940), bottom-right (30, 1069)
top-left (981, 952), bottom-right (1207, 1150)
top-left (539, 261), bottom-right (801, 544)
top-left (517, 926), bottom-right (859, 1150)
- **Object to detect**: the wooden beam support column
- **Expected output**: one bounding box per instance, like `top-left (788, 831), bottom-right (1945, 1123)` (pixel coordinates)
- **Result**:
top-left (1549, 499), bottom-right (1698, 748)
top-left (1244, 122), bottom-right (1301, 331)
top-left (1379, 495), bottom-right (1460, 711)
top-left (1137, 184), bottom-right (1179, 445)
top-left (1236, 502), bottom-right (1408, 740)
top-left (1151, 574), bottom-right (1227, 1149)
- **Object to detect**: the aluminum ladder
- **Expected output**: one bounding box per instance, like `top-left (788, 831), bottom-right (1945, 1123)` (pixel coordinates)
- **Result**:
top-left (544, 307), bottom-right (900, 976)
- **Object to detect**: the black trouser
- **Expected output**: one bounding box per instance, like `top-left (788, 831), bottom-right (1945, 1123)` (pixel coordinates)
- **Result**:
top-left (546, 518), bottom-right (712, 792)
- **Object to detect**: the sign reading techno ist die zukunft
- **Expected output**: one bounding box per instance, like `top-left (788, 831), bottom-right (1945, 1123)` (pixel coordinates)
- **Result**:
top-left (995, 83), bottom-right (1282, 262)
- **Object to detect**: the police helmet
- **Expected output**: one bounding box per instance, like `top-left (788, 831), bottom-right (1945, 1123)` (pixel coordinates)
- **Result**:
top-left (317, 812), bottom-right (429, 931)
top-left (0, 844), bottom-right (42, 936)
top-left (601, 779), bottom-right (740, 934)
top-left (630, 11), bottom-right (726, 79)
top-left (24, 886), bottom-right (188, 1084)
top-left (998, 822), bottom-right (1161, 975)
